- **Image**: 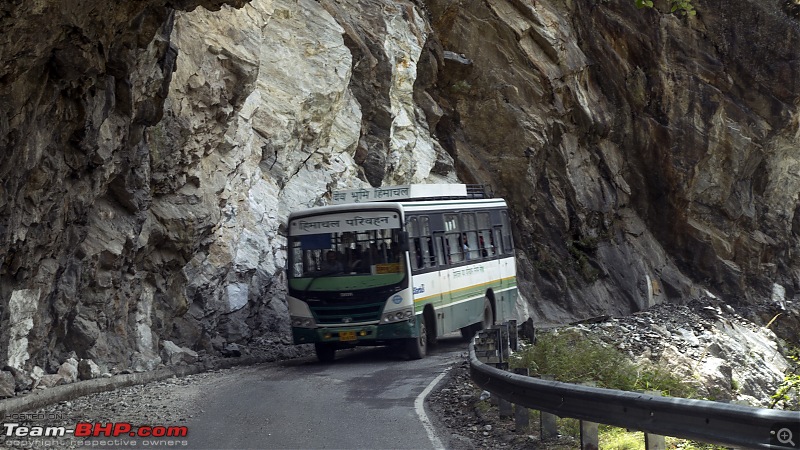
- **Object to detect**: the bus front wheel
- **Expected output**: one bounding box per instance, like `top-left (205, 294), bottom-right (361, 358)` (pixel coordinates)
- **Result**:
top-left (315, 343), bottom-right (336, 363)
top-left (406, 317), bottom-right (427, 360)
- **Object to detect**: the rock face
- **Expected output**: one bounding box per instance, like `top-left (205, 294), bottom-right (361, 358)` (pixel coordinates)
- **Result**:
top-left (0, 0), bottom-right (253, 373)
top-left (0, 0), bottom-right (799, 378)
top-left (422, 0), bottom-right (800, 325)
top-left (577, 300), bottom-right (794, 406)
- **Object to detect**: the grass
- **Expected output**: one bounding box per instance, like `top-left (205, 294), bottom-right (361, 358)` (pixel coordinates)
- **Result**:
top-left (598, 426), bottom-right (726, 449)
top-left (509, 328), bottom-right (695, 397)
top-left (508, 329), bottom-right (727, 449)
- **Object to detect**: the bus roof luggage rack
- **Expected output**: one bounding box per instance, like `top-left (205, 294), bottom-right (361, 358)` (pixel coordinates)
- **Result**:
top-left (466, 184), bottom-right (490, 199)
top-left (331, 184), bottom-right (492, 205)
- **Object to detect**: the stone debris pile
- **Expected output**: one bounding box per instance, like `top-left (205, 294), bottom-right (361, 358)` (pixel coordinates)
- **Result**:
top-left (0, 338), bottom-right (307, 400)
top-left (567, 299), bottom-right (793, 406)
top-left (428, 299), bottom-right (797, 449)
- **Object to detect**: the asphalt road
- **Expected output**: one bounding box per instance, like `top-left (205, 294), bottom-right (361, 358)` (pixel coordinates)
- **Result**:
top-left (183, 336), bottom-right (466, 450)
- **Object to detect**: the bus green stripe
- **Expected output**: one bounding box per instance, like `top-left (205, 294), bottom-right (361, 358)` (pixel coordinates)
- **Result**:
top-left (413, 276), bottom-right (517, 305)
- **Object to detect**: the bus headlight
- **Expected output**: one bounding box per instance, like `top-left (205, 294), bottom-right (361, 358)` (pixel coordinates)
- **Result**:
top-left (291, 316), bottom-right (317, 328)
top-left (381, 308), bottom-right (414, 324)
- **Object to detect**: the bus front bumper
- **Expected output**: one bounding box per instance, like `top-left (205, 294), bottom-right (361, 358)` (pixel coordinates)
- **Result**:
top-left (292, 319), bottom-right (417, 345)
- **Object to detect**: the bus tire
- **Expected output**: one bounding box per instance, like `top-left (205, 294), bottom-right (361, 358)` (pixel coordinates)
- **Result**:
top-left (406, 317), bottom-right (427, 360)
top-left (424, 307), bottom-right (437, 346)
top-left (481, 298), bottom-right (495, 330)
top-left (459, 325), bottom-right (476, 341)
top-left (314, 343), bottom-right (336, 363)
top-left (460, 299), bottom-right (495, 341)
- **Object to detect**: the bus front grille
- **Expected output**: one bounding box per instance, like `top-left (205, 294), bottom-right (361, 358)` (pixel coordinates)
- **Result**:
top-left (311, 302), bottom-right (384, 324)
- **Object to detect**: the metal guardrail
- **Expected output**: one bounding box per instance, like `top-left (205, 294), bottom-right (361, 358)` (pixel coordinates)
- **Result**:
top-left (469, 326), bottom-right (800, 449)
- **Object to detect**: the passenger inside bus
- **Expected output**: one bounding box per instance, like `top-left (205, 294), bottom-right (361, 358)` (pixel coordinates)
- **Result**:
top-left (349, 247), bottom-right (366, 273)
top-left (320, 250), bottom-right (344, 273)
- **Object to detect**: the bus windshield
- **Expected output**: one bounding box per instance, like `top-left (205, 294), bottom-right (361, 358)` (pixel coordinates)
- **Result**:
top-left (287, 211), bottom-right (407, 290)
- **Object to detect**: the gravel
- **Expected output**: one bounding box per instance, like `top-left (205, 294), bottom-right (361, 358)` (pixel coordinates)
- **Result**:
top-left (0, 370), bottom-right (219, 449)
top-left (0, 357), bottom-right (568, 450)
top-left (427, 357), bottom-right (577, 450)
top-left (2, 298), bottom-right (793, 449)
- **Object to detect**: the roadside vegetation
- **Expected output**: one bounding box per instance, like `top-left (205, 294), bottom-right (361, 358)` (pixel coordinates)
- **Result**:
top-left (770, 348), bottom-right (800, 410)
top-left (508, 329), bottom-right (694, 397)
top-left (635, 0), bottom-right (696, 16)
top-left (507, 329), bottom-right (728, 449)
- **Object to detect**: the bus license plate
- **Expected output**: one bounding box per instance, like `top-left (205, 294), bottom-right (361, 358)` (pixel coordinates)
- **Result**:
top-left (339, 331), bottom-right (357, 342)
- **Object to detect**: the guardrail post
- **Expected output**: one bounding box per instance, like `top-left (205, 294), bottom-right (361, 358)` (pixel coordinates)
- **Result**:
top-left (469, 335), bottom-right (800, 449)
top-left (474, 328), bottom-right (502, 365)
top-left (580, 382), bottom-right (599, 450)
top-left (498, 322), bottom-right (510, 368)
top-left (644, 391), bottom-right (666, 450)
top-left (539, 375), bottom-right (558, 440)
top-left (497, 323), bottom-right (512, 416)
top-left (513, 368), bottom-right (530, 431)
top-left (508, 319), bottom-right (518, 351)
top-left (475, 328), bottom-right (502, 405)
top-left (499, 395), bottom-right (513, 418)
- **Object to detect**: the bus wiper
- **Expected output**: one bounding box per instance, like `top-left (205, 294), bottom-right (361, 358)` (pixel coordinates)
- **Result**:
top-left (302, 270), bottom-right (341, 298)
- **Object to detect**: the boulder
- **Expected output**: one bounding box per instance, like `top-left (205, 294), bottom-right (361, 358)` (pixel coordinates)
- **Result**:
top-left (0, 371), bottom-right (15, 398)
top-left (160, 341), bottom-right (199, 366)
top-left (2, 365), bottom-right (34, 392)
top-left (57, 358), bottom-right (80, 383)
top-left (78, 359), bottom-right (102, 381)
top-left (131, 352), bottom-right (162, 373)
top-left (222, 343), bottom-right (242, 357)
top-left (35, 374), bottom-right (65, 389)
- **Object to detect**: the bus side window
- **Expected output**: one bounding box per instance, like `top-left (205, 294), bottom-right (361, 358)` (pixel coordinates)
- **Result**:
top-left (464, 231), bottom-right (479, 260)
top-left (447, 233), bottom-right (463, 263)
top-left (420, 216), bottom-right (434, 268)
top-left (425, 237), bottom-right (436, 267)
top-left (408, 216), bottom-right (421, 270)
top-left (477, 213), bottom-right (492, 258)
top-left (412, 239), bottom-right (423, 270)
top-left (493, 227), bottom-right (504, 255)
top-left (501, 210), bottom-right (514, 253)
top-left (438, 235), bottom-right (450, 265)
top-left (478, 230), bottom-right (492, 257)
top-left (443, 214), bottom-right (461, 263)
top-left (460, 213), bottom-right (479, 260)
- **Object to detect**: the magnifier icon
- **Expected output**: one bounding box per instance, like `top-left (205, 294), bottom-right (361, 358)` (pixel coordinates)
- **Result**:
top-left (777, 428), bottom-right (796, 447)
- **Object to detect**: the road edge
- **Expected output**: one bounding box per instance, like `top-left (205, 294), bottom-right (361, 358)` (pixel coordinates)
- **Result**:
top-left (416, 364), bottom-right (453, 450)
top-left (0, 355), bottom-right (276, 421)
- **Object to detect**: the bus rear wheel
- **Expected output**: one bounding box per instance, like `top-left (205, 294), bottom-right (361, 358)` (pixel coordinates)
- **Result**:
top-left (460, 298), bottom-right (495, 341)
top-left (459, 325), bottom-right (477, 341)
top-left (314, 343), bottom-right (336, 363)
top-left (481, 298), bottom-right (495, 330)
top-left (406, 317), bottom-right (427, 360)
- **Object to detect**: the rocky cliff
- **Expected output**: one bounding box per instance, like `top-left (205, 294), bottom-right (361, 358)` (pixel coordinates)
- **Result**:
top-left (1, 0), bottom-right (799, 377)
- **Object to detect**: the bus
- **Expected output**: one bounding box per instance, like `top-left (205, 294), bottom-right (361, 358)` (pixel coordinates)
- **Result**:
top-left (286, 184), bottom-right (518, 362)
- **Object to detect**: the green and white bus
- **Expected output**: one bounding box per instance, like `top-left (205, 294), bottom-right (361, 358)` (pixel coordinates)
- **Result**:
top-left (286, 184), bottom-right (518, 362)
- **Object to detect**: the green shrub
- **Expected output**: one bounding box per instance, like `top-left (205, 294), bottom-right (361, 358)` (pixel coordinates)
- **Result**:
top-left (507, 329), bottom-right (725, 449)
top-left (771, 352), bottom-right (800, 410)
top-left (509, 329), bottom-right (695, 397)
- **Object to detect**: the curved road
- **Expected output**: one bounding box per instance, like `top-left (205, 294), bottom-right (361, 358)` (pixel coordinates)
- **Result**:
top-left (184, 336), bottom-right (466, 449)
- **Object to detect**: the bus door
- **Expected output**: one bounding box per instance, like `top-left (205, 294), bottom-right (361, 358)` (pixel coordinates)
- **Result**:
top-left (431, 231), bottom-right (451, 334)
top-left (409, 217), bottom-right (447, 335)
